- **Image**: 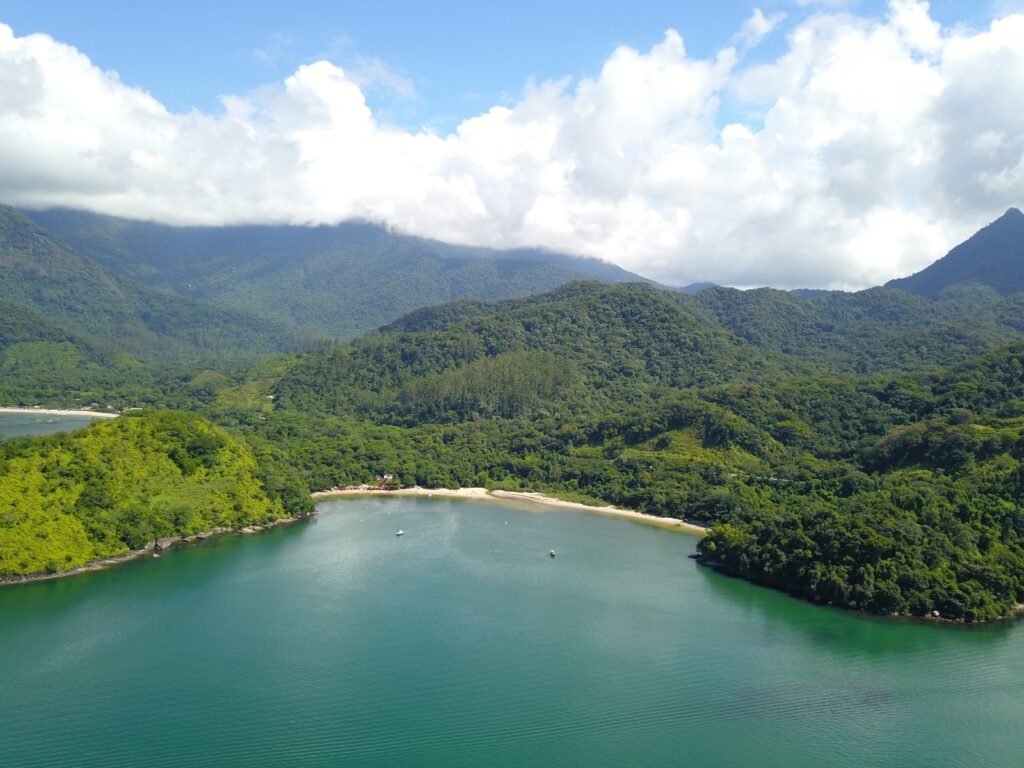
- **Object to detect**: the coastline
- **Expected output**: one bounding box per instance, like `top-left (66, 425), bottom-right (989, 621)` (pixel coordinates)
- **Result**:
top-left (0, 407), bottom-right (119, 419)
top-left (312, 486), bottom-right (709, 536)
top-left (0, 513), bottom-right (317, 587)
top-left (4, 486), bottom-right (705, 587)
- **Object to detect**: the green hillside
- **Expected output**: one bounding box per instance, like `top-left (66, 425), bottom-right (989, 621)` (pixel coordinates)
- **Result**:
top-left (0, 300), bottom-right (170, 408)
top-left (887, 208), bottom-right (1024, 297)
top-left (0, 411), bottom-right (312, 578)
top-left (24, 208), bottom-right (648, 339)
top-left (247, 282), bottom-right (1024, 621)
top-left (699, 345), bottom-right (1024, 621)
top-left (272, 282), bottom-right (805, 421)
top-left (689, 284), bottom-right (1024, 373)
top-left (0, 206), bottom-right (305, 362)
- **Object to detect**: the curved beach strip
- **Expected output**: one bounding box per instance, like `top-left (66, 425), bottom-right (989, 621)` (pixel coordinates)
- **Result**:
top-left (312, 486), bottom-right (708, 536)
top-left (0, 407), bottom-right (119, 419)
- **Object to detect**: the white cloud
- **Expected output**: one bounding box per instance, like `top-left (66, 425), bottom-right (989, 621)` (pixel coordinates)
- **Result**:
top-left (1, 1), bottom-right (1024, 289)
top-left (735, 8), bottom-right (786, 49)
top-left (345, 55), bottom-right (417, 100)
top-left (889, 0), bottom-right (943, 53)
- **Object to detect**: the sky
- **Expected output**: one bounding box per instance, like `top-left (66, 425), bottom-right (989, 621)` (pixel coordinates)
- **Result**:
top-left (1, 0), bottom-right (1023, 288)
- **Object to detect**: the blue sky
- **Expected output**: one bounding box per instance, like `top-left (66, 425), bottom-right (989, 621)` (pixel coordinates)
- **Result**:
top-left (1, 0), bottom-right (994, 130)
top-left (1, 1), bottom-right (1023, 288)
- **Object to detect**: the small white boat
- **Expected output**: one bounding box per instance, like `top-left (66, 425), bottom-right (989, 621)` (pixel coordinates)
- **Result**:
top-left (549, 550), bottom-right (556, 558)
top-left (396, 530), bottom-right (405, 536)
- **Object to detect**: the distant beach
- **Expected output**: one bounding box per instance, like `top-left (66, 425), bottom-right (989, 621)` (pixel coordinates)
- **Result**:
top-left (0, 407), bottom-right (119, 419)
top-left (312, 486), bottom-right (708, 535)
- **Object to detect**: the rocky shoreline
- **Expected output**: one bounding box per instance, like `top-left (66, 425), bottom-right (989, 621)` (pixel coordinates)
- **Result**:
top-left (0, 512), bottom-right (318, 586)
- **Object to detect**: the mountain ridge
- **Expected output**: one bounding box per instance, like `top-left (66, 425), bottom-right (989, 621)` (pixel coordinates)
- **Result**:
top-left (23, 208), bottom-right (652, 339)
top-left (0, 205), bottom-right (306, 362)
top-left (887, 207), bottom-right (1024, 297)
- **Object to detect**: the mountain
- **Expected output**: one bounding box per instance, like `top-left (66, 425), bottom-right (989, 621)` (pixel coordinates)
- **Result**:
top-left (271, 281), bottom-right (805, 421)
top-left (0, 299), bottom-right (127, 406)
top-left (698, 342), bottom-right (1024, 621)
top-left (677, 281), bottom-right (717, 293)
top-left (688, 283), bottom-right (1024, 374)
top-left (23, 208), bottom-right (650, 339)
top-left (0, 206), bottom-right (304, 363)
top-left (0, 205), bottom-right (312, 406)
top-left (887, 207), bottom-right (1024, 297)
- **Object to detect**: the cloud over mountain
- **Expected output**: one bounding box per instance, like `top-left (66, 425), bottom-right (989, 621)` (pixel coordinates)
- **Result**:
top-left (1, 1), bottom-right (1023, 288)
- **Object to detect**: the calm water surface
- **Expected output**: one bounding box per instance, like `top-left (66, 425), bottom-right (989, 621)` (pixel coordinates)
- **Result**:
top-left (1, 497), bottom-right (1021, 767)
top-left (0, 411), bottom-right (103, 439)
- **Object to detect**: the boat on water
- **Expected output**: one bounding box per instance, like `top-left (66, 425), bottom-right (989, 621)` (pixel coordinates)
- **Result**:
top-left (549, 550), bottom-right (556, 558)
top-left (396, 530), bottom-right (405, 536)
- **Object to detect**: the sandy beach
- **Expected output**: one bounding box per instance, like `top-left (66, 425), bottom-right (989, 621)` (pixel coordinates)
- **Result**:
top-left (0, 407), bottom-right (119, 419)
top-left (312, 486), bottom-right (709, 535)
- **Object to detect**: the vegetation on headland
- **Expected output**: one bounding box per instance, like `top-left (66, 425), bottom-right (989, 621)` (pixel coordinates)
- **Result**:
top-left (0, 410), bottom-right (312, 578)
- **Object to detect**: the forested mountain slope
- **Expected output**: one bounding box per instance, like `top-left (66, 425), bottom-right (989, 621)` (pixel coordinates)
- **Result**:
top-left (272, 282), bottom-right (806, 421)
top-left (887, 208), bottom-right (1024, 297)
top-left (24, 208), bottom-right (648, 339)
top-left (699, 344), bottom-right (1024, 621)
top-left (0, 206), bottom-right (304, 362)
top-left (0, 300), bottom-right (150, 406)
top-left (688, 284), bottom-right (1023, 374)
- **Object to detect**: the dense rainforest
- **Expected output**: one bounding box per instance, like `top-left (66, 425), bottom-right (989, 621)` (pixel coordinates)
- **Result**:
top-left (0, 206), bottom-right (306, 363)
top-left (24, 207), bottom-right (645, 339)
top-left (0, 410), bottom-right (312, 578)
top-left (247, 283), bottom-right (1024, 622)
top-left (3, 206), bottom-right (1024, 621)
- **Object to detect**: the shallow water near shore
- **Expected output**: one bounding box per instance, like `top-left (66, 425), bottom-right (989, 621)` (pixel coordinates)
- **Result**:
top-left (1, 496), bottom-right (1022, 767)
top-left (0, 410), bottom-right (105, 439)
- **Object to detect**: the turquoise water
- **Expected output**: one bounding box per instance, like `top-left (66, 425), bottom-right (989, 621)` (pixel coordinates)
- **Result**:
top-left (0, 410), bottom-right (104, 439)
top-left (1, 496), bottom-right (1021, 767)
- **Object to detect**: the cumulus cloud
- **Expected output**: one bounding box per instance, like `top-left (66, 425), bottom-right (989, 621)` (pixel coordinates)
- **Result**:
top-left (1, 1), bottom-right (1024, 288)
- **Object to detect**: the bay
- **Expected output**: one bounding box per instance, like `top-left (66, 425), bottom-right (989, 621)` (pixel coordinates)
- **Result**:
top-left (0, 496), bottom-right (1020, 767)
top-left (0, 410), bottom-right (106, 439)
